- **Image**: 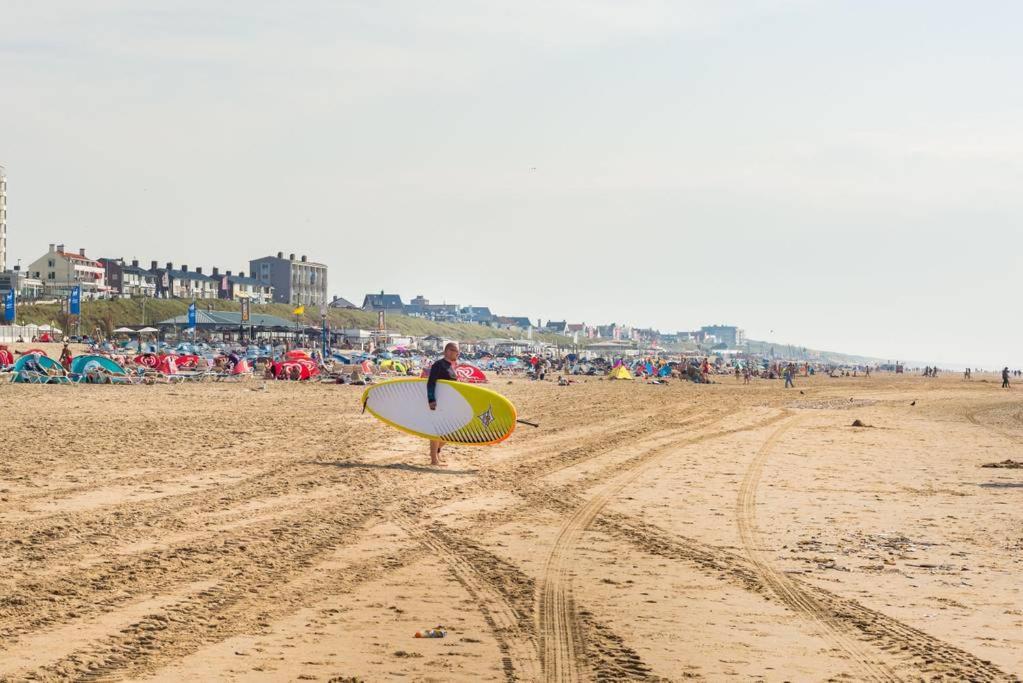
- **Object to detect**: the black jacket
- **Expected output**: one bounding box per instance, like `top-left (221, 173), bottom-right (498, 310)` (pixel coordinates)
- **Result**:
top-left (427, 359), bottom-right (456, 403)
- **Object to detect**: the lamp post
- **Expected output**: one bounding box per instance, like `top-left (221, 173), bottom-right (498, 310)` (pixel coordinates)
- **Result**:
top-left (321, 310), bottom-right (328, 359)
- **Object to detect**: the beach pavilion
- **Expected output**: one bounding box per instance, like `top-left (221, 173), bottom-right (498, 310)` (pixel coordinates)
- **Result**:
top-left (582, 340), bottom-right (640, 359)
top-left (156, 310), bottom-right (303, 342)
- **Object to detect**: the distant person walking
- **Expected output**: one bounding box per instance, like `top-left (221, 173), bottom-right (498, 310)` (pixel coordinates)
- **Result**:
top-left (783, 364), bottom-right (795, 389)
top-left (1002, 367), bottom-right (1010, 389)
top-left (426, 342), bottom-right (460, 466)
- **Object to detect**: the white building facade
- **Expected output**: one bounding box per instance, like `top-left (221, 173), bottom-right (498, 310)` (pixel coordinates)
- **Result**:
top-left (27, 244), bottom-right (107, 297)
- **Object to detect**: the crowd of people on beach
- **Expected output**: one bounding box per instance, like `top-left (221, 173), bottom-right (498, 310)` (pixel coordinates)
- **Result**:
top-left (4, 335), bottom-right (1018, 391)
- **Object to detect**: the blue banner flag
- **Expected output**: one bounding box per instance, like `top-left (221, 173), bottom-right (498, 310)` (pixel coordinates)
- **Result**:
top-left (187, 302), bottom-right (197, 328)
top-left (3, 289), bottom-right (15, 322)
top-left (69, 285), bottom-right (81, 315)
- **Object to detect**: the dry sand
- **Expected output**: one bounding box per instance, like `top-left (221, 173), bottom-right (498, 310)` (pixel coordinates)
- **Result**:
top-left (0, 370), bottom-right (1021, 681)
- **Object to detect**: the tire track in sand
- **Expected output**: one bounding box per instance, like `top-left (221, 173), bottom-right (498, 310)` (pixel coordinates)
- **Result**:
top-left (394, 515), bottom-right (541, 683)
top-left (536, 408), bottom-right (776, 681)
top-left (402, 518), bottom-right (653, 683)
top-left (595, 512), bottom-right (1014, 681)
top-left (736, 418), bottom-right (899, 682)
top-left (965, 401), bottom-right (1023, 444)
top-left (385, 415), bottom-right (704, 682)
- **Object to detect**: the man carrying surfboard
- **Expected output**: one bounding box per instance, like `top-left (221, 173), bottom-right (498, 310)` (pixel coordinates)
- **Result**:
top-left (427, 342), bottom-right (460, 466)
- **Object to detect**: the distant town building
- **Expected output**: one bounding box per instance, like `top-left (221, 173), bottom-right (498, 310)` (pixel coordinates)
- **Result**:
top-left (250, 252), bottom-right (328, 308)
top-left (403, 295), bottom-right (455, 319)
top-left (632, 327), bottom-right (660, 344)
top-left (328, 295), bottom-right (358, 309)
top-left (177, 264), bottom-right (217, 299)
top-left (100, 258), bottom-right (156, 298)
top-left (0, 267), bottom-right (43, 300)
top-left (27, 244), bottom-right (106, 297)
top-left (544, 320), bottom-right (568, 334)
top-left (218, 269), bottom-right (273, 303)
top-left (700, 325), bottom-right (745, 347)
top-left (401, 295), bottom-right (498, 324)
top-left (493, 316), bottom-right (533, 330)
top-left (362, 291), bottom-right (406, 314)
top-left (460, 306), bottom-right (494, 324)
top-left (149, 261), bottom-right (171, 298)
top-left (0, 165), bottom-right (7, 272)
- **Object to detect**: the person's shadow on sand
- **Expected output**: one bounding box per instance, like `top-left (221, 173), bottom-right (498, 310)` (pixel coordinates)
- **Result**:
top-left (307, 461), bottom-right (478, 476)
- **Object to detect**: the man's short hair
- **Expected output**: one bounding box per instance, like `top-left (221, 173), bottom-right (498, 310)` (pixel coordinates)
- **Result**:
top-left (444, 342), bottom-right (460, 352)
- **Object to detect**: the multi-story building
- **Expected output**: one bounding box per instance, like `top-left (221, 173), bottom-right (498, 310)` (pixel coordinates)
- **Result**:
top-left (0, 165), bottom-right (7, 273)
top-left (0, 267), bottom-right (44, 300)
top-left (100, 258), bottom-right (157, 298)
top-left (700, 324), bottom-right (745, 348)
top-left (249, 252), bottom-right (327, 308)
top-left (149, 262), bottom-right (216, 299)
top-left (150, 261), bottom-right (171, 298)
top-left (404, 295), bottom-right (438, 317)
top-left (174, 265), bottom-right (217, 299)
top-left (215, 268), bottom-right (273, 303)
top-left (27, 244), bottom-right (107, 297)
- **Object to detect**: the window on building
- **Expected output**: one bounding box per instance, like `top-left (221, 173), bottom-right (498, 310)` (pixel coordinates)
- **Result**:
top-left (48, 259), bottom-right (55, 267)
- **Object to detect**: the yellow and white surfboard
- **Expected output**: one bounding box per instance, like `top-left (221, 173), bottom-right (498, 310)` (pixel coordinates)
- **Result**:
top-left (361, 378), bottom-right (516, 445)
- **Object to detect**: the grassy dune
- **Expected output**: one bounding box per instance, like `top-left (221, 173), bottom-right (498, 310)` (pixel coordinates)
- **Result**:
top-left (12, 299), bottom-right (572, 344)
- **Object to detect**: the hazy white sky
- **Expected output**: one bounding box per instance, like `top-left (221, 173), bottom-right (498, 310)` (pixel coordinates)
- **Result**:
top-left (2, 1), bottom-right (1021, 367)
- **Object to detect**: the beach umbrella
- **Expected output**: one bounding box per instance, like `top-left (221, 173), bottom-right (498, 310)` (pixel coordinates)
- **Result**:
top-left (135, 353), bottom-right (160, 368)
top-left (113, 327), bottom-right (136, 334)
top-left (454, 364), bottom-right (488, 383)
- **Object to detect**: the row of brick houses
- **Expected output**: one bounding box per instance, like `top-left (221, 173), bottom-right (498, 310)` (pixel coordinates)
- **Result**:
top-left (18, 245), bottom-right (328, 306)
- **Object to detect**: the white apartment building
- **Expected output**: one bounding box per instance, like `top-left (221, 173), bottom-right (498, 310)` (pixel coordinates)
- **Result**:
top-left (27, 244), bottom-right (107, 297)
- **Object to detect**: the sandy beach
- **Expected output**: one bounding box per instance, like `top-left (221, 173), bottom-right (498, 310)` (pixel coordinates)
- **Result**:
top-left (1, 372), bottom-right (1021, 681)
